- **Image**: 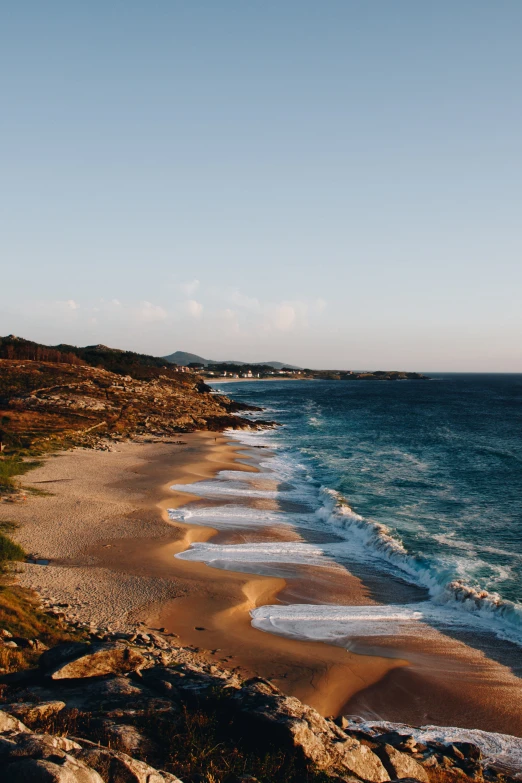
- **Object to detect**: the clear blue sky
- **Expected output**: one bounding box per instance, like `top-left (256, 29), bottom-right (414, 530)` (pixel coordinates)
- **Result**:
top-left (1, 1), bottom-right (521, 370)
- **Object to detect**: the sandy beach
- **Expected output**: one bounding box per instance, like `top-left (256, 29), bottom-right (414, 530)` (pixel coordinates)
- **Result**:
top-left (2, 433), bottom-right (522, 732)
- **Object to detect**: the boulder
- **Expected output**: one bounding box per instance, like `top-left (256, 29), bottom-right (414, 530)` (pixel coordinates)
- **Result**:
top-left (74, 745), bottom-right (183, 782)
top-left (39, 643), bottom-right (91, 671)
top-left (0, 731), bottom-right (81, 759)
top-left (452, 741), bottom-right (482, 761)
top-left (5, 701), bottom-right (66, 724)
top-left (376, 732), bottom-right (418, 751)
top-left (0, 708), bottom-right (30, 733)
top-left (388, 779), bottom-right (427, 783)
top-left (375, 744), bottom-right (429, 782)
top-left (102, 722), bottom-right (148, 753)
top-left (4, 756), bottom-right (105, 782)
top-left (47, 645), bottom-right (146, 680)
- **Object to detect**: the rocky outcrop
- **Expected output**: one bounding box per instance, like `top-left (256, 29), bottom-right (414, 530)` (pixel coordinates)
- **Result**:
top-left (0, 358), bottom-right (272, 455)
top-left (228, 678), bottom-right (389, 781)
top-left (0, 632), bottom-right (514, 783)
top-left (374, 743), bottom-right (429, 782)
top-left (74, 743), bottom-right (183, 783)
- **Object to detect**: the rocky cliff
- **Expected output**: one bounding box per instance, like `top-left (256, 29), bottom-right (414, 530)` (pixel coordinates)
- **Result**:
top-left (0, 359), bottom-right (268, 454)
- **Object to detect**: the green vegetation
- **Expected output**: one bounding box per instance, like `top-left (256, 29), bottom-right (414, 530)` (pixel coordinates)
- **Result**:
top-left (0, 524), bottom-right (25, 571)
top-left (0, 456), bottom-right (42, 493)
top-left (0, 334), bottom-right (180, 380)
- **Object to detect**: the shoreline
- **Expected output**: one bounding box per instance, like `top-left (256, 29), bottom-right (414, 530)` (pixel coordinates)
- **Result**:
top-left (93, 433), bottom-right (409, 717)
top-left (0, 433), bottom-right (404, 717)
top-left (2, 431), bottom-right (522, 732)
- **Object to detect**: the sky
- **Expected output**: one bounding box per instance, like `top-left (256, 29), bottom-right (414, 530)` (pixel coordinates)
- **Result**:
top-left (1, 1), bottom-right (521, 371)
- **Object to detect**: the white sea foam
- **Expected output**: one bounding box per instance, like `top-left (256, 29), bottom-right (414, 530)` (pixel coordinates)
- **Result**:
top-left (346, 719), bottom-right (522, 776)
top-left (170, 478), bottom-right (281, 500)
top-left (250, 600), bottom-right (522, 645)
top-left (176, 540), bottom-right (351, 568)
top-left (251, 603), bottom-right (425, 640)
top-left (168, 504), bottom-right (295, 529)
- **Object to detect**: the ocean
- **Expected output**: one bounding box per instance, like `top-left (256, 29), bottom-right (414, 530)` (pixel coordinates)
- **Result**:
top-left (169, 374), bottom-right (522, 650)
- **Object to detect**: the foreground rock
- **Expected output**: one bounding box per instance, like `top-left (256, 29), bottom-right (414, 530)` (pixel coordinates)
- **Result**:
top-left (0, 713), bottom-right (181, 782)
top-left (229, 678), bottom-right (390, 781)
top-left (1, 636), bottom-right (519, 783)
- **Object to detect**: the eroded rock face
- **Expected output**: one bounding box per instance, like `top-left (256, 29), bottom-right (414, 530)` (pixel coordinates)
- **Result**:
top-left (229, 679), bottom-right (390, 782)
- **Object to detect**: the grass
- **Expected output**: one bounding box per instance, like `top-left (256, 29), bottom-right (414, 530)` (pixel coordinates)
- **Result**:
top-left (0, 584), bottom-right (86, 673)
top-left (0, 456), bottom-right (43, 493)
top-left (0, 529), bottom-right (25, 570)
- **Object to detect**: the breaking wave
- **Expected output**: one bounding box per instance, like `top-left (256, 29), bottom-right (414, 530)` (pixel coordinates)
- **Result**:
top-left (317, 488), bottom-right (522, 646)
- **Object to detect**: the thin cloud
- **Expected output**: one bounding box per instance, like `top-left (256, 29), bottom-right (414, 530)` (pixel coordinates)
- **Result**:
top-left (138, 301), bottom-right (168, 322)
top-left (186, 299), bottom-right (203, 318)
top-left (179, 279), bottom-right (200, 297)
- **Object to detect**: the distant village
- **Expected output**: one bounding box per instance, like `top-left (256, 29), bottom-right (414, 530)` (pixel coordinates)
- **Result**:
top-left (174, 362), bottom-right (302, 379)
top-left (173, 362), bottom-right (429, 382)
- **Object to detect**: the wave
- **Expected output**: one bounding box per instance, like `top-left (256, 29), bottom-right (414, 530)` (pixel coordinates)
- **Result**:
top-left (317, 488), bottom-right (522, 645)
top-left (250, 598), bottom-right (522, 647)
top-left (251, 603), bottom-right (426, 641)
top-left (176, 540), bottom-right (349, 569)
top-left (168, 504), bottom-right (295, 529)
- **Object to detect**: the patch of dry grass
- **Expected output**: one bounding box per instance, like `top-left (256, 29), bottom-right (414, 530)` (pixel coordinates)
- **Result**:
top-left (22, 701), bottom-right (334, 783)
top-left (0, 584), bottom-right (86, 672)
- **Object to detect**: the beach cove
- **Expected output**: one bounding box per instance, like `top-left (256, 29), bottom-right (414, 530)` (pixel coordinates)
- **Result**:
top-left (2, 423), bottom-right (522, 736)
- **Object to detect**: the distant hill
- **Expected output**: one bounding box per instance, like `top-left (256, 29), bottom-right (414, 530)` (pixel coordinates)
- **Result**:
top-left (163, 351), bottom-right (301, 371)
top-left (164, 351), bottom-right (212, 366)
top-left (0, 335), bottom-right (178, 381)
